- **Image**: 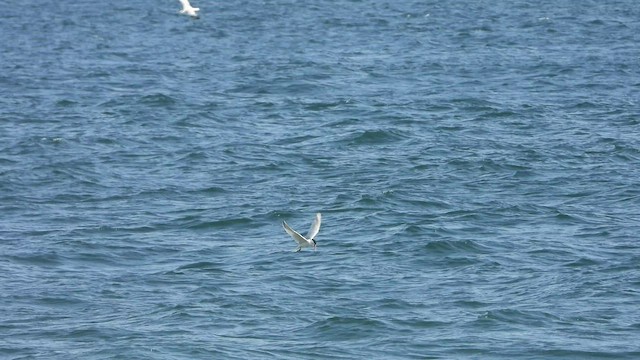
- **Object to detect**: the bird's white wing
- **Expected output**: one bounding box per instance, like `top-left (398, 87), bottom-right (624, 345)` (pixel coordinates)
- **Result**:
top-left (283, 221), bottom-right (309, 246)
top-left (306, 213), bottom-right (321, 240)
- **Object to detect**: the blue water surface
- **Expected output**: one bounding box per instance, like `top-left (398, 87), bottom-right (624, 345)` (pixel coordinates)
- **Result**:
top-left (1, 0), bottom-right (640, 358)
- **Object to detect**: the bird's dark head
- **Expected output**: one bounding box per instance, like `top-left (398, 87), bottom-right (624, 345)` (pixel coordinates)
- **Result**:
top-left (311, 239), bottom-right (317, 250)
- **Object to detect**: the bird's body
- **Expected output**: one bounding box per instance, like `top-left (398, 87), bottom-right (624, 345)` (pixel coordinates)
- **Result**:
top-left (283, 213), bottom-right (321, 252)
top-left (179, 0), bottom-right (200, 17)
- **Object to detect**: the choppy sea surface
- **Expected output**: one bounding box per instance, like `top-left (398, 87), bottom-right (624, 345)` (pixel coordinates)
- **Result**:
top-left (2, 0), bottom-right (640, 358)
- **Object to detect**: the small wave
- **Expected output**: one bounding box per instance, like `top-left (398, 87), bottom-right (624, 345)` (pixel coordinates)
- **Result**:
top-left (54, 99), bottom-right (77, 107)
top-left (192, 186), bottom-right (226, 195)
top-left (475, 110), bottom-right (519, 120)
top-left (563, 257), bottom-right (600, 268)
top-left (188, 217), bottom-right (253, 230)
top-left (423, 239), bottom-right (487, 254)
top-left (566, 101), bottom-right (598, 110)
top-left (173, 261), bottom-right (228, 274)
top-left (449, 97), bottom-right (499, 112)
top-left (302, 100), bottom-right (348, 111)
top-left (574, 227), bottom-right (611, 239)
top-left (37, 296), bottom-right (85, 308)
top-left (476, 308), bottom-right (561, 327)
top-left (347, 129), bottom-right (407, 146)
top-left (8, 252), bottom-right (62, 266)
top-left (138, 93), bottom-right (176, 106)
top-left (305, 316), bottom-right (389, 341)
top-left (390, 318), bottom-right (449, 329)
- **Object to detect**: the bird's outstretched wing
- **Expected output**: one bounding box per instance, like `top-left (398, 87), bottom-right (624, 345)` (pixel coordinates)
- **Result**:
top-left (306, 213), bottom-right (321, 240)
top-left (283, 221), bottom-right (308, 246)
top-left (179, 0), bottom-right (199, 15)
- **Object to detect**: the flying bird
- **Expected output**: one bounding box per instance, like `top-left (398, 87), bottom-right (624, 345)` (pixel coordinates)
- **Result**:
top-left (179, 0), bottom-right (200, 18)
top-left (283, 213), bottom-right (321, 252)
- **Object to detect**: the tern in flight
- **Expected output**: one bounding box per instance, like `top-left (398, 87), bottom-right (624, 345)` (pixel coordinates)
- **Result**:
top-left (283, 213), bottom-right (321, 252)
top-left (179, 0), bottom-right (200, 18)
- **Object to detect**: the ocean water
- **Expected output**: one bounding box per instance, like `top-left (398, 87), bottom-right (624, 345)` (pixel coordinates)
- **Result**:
top-left (1, 0), bottom-right (639, 358)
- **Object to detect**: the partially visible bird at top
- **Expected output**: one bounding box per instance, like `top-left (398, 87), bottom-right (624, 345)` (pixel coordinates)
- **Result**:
top-left (179, 0), bottom-right (200, 18)
top-left (283, 213), bottom-right (321, 252)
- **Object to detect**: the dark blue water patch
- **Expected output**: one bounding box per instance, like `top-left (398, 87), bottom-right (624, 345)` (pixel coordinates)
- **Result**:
top-left (172, 261), bottom-right (230, 274)
top-left (573, 226), bottom-right (612, 239)
top-left (562, 257), bottom-right (601, 268)
top-left (303, 316), bottom-right (390, 342)
top-left (344, 128), bottom-right (409, 146)
top-left (7, 252), bottom-right (64, 267)
top-left (189, 186), bottom-right (227, 195)
top-left (54, 99), bottom-right (78, 108)
top-left (422, 239), bottom-right (488, 254)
